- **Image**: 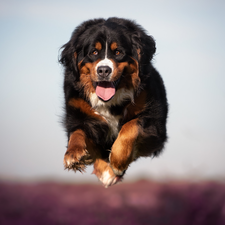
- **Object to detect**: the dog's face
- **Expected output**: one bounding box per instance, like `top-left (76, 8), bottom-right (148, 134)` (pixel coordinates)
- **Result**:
top-left (60, 18), bottom-right (156, 104)
top-left (76, 27), bottom-right (141, 104)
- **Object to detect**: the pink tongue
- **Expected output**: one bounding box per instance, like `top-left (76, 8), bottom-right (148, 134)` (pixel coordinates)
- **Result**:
top-left (96, 82), bottom-right (115, 101)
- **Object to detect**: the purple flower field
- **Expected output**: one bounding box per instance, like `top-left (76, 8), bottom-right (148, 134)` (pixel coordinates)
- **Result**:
top-left (0, 180), bottom-right (225, 225)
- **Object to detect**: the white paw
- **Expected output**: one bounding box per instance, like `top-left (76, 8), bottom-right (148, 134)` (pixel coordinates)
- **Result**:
top-left (99, 170), bottom-right (121, 188)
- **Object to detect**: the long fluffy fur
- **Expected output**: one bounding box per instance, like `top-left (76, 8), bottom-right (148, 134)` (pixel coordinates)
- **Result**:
top-left (59, 17), bottom-right (168, 187)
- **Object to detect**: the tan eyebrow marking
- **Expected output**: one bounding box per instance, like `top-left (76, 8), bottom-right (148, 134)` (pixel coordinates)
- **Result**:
top-left (95, 42), bottom-right (102, 51)
top-left (110, 42), bottom-right (118, 51)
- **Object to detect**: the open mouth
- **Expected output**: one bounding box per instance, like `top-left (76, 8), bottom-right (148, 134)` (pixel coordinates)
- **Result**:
top-left (95, 79), bottom-right (121, 102)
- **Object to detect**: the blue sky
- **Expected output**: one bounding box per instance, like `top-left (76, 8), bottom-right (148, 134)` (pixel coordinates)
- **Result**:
top-left (0, 0), bottom-right (225, 183)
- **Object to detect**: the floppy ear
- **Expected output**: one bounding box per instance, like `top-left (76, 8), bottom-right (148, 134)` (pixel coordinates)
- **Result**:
top-left (132, 32), bottom-right (156, 63)
top-left (143, 35), bottom-right (156, 61)
top-left (59, 18), bottom-right (106, 80)
top-left (59, 41), bottom-right (78, 74)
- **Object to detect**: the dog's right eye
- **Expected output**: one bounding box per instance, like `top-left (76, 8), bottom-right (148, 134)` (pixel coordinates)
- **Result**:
top-left (92, 50), bottom-right (99, 56)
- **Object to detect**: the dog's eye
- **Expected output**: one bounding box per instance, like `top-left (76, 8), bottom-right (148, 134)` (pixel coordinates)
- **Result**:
top-left (92, 50), bottom-right (99, 55)
top-left (115, 50), bottom-right (121, 56)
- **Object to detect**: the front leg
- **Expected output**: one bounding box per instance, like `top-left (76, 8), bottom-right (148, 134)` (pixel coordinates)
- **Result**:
top-left (64, 129), bottom-right (93, 172)
top-left (64, 98), bottom-right (108, 172)
top-left (110, 119), bottom-right (140, 176)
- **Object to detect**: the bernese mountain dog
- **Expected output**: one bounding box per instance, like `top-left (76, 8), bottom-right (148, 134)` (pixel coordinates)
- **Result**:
top-left (59, 17), bottom-right (168, 187)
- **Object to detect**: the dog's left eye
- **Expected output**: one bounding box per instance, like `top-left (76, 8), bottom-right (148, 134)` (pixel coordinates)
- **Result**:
top-left (115, 50), bottom-right (121, 56)
top-left (92, 50), bottom-right (99, 55)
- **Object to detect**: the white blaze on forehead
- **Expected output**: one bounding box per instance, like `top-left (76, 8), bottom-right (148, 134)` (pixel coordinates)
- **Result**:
top-left (95, 42), bottom-right (114, 74)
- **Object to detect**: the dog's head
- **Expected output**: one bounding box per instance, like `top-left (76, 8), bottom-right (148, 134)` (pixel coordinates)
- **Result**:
top-left (60, 18), bottom-right (156, 104)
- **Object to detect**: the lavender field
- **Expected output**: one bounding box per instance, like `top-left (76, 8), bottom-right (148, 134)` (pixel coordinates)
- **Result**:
top-left (0, 180), bottom-right (225, 225)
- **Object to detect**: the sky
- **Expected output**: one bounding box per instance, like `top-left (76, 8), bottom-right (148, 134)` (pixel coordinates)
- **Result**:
top-left (0, 0), bottom-right (225, 183)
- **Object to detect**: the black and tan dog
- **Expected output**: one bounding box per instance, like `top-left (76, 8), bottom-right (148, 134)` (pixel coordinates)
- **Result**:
top-left (59, 17), bottom-right (168, 187)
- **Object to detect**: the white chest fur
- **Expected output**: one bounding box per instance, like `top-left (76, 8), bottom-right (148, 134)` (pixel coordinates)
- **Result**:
top-left (90, 94), bottom-right (120, 141)
top-left (96, 105), bottom-right (121, 141)
top-left (89, 88), bottom-right (134, 141)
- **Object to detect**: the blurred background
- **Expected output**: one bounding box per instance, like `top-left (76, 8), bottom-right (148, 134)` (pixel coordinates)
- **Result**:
top-left (1, 0), bottom-right (225, 183)
top-left (1, 1), bottom-right (225, 224)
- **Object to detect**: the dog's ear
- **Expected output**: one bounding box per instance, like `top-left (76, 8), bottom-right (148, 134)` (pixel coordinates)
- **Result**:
top-left (59, 41), bottom-right (79, 78)
top-left (143, 35), bottom-right (156, 61)
top-left (132, 32), bottom-right (156, 63)
top-left (59, 18), bottom-right (106, 80)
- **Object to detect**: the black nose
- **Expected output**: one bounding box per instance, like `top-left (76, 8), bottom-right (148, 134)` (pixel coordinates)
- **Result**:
top-left (97, 66), bottom-right (112, 78)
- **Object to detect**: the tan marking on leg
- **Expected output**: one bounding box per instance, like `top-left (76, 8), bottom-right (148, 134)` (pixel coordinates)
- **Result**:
top-left (110, 119), bottom-right (140, 175)
top-left (64, 129), bottom-right (100, 172)
top-left (64, 129), bottom-right (89, 172)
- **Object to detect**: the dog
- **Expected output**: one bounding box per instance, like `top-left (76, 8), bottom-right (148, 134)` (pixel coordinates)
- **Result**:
top-left (59, 17), bottom-right (168, 187)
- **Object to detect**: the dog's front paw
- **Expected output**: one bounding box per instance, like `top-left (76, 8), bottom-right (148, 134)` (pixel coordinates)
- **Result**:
top-left (93, 159), bottom-right (123, 188)
top-left (64, 147), bottom-right (90, 172)
top-left (109, 150), bottom-right (129, 177)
